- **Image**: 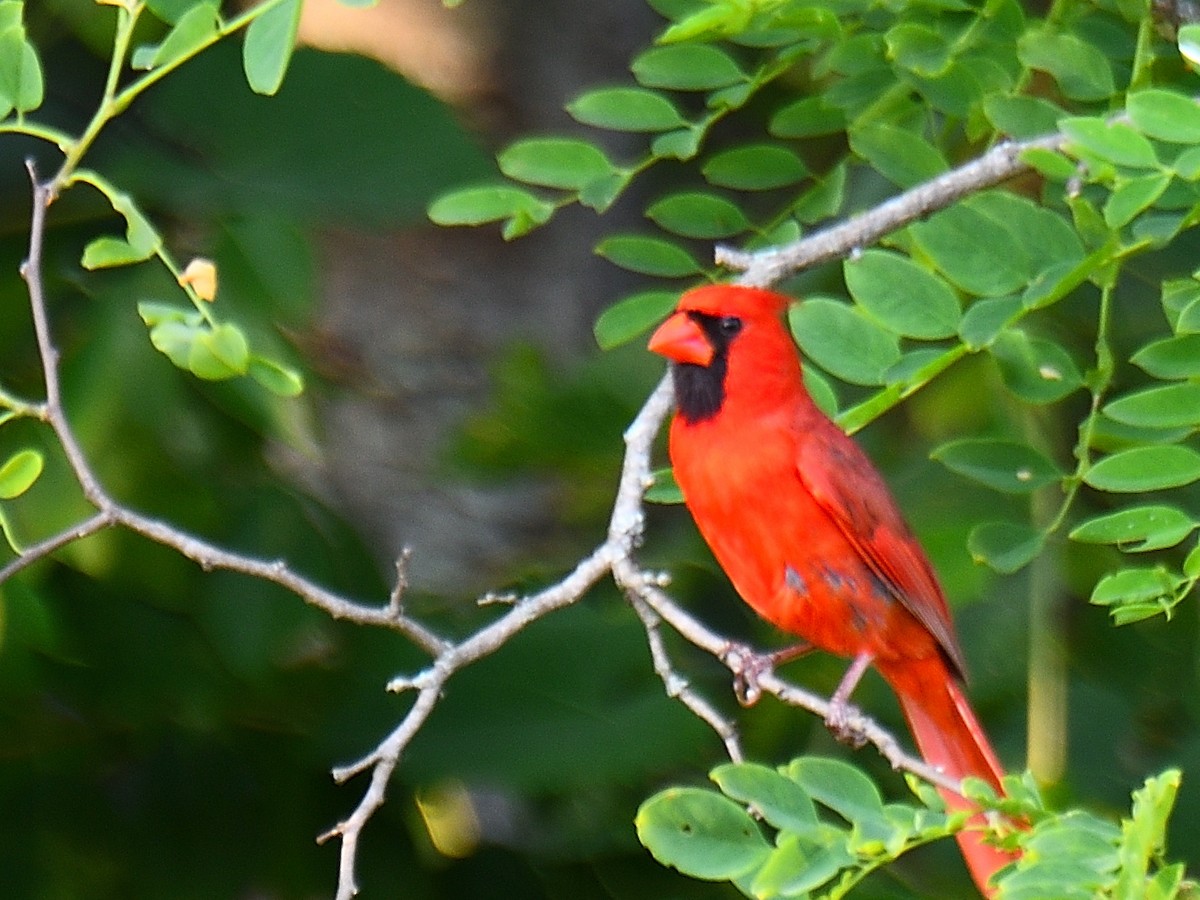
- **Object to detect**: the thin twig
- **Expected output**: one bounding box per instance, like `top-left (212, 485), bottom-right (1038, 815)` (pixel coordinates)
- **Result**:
top-left (718, 133), bottom-right (1067, 286)
top-left (2, 121), bottom-right (1034, 898)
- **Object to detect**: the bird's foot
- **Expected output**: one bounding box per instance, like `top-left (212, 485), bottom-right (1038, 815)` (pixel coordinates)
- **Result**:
top-left (824, 698), bottom-right (869, 748)
top-left (722, 641), bottom-right (813, 707)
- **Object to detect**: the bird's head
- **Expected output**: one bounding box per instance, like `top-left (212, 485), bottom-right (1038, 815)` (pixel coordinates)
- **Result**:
top-left (649, 284), bottom-right (800, 424)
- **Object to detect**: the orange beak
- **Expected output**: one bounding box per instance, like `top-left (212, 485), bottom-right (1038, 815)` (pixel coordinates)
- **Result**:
top-left (648, 312), bottom-right (714, 366)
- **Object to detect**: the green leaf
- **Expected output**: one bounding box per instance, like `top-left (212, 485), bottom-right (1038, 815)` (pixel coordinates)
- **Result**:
top-left (701, 144), bottom-right (809, 190)
top-left (428, 185), bottom-right (553, 230)
top-left (1021, 147), bottom-right (1079, 181)
top-left (144, 1), bottom-right (220, 70)
top-left (0, 28), bottom-right (42, 116)
top-left (0, 449), bottom-right (43, 500)
top-left (958, 295), bottom-right (1021, 349)
top-left (137, 301), bottom-right (199, 328)
top-left (1070, 506), bottom-right (1196, 552)
top-left (1090, 566), bottom-right (1178, 612)
top-left (1116, 770), bottom-right (1182, 900)
top-left (1104, 382), bottom-right (1200, 429)
top-left (1086, 445), bottom-right (1200, 492)
top-left (974, 192), bottom-right (1085, 276)
top-left (750, 833), bottom-right (853, 897)
top-left (1127, 90), bottom-right (1200, 143)
top-left (989, 329), bottom-right (1082, 404)
top-left (188, 322), bottom-right (251, 380)
top-left (645, 466), bottom-right (683, 504)
top-left (968, 521), bottom-right (1044, 573)
top-left (651, 126), bottom-right (704, 161)
top-left (1104, 173), bottom-right (1171, 229)
top-left (785, 757), bottom-right (885, 825)
top-left (146, 0), bottom-right (201, 23)
top-left (631, 44), bottom-right (745, 90)
top-left (910, 204), bottom-right (1028, 297)
top-left (711, 762), bottom-right (820, 835)
top-left (1017, 30), bottom-right (1115, 101)
top-left (242, 0), bottom-right (301, 95)
top-left (595, 235), bottom-right (702, 277)
top-left (248, 356), bottom-right (304, 397)
top-left (770, 96), bottom-right (846, 139)
top-left (80, 187), bottom-right (161, 269)
top-left (984, 94), bottom-right (1063, 138)
top-left (789, 298), bottom-right (901, 385)
top-left (1061, 118), bottom-right (1158, 170)
top-left (646, 192), bottom-right (750, 239)
top-left (498, 138), bottom-right (617, 191)
top-left (792, 162), bottom-right (846, 223)
top-left (593, 290), bottom-right (679, 350)
top-left (1132, 333), bottom-right (1200, 379)
top-left (843, 250), bottom-right (960, 339)
top-left (1179, 23), bottom-right (1200, 71)
top-left (932, 438), bottom-right (1062, 494)
top-left (149, 319), bottom-right (200, 369)
top-left (81, 237), bottom-right (151, 270)
top-left (849, 122), bottom-right (948, 188)
top-left (635, 787), bottom-right (771, 880)
top-left (885, 22), bottom-right (952, 77)
top-left (566, 87), bottom-right (685, 132)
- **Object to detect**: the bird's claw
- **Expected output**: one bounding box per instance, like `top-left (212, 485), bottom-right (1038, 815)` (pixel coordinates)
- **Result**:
top-left (722, 642), bottom-right (767, 706)
top-left (722, 641), bottom-right (812, 707)
top-left (824, 699), bottom-right (869, 748)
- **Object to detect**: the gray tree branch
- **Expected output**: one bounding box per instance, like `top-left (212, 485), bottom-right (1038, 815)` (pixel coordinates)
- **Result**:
top-left (1, 123), bottom-right (1041, 896)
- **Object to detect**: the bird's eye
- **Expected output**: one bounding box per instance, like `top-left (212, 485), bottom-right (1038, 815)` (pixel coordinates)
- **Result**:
top-left (718, 316), bottom-right (743, 337)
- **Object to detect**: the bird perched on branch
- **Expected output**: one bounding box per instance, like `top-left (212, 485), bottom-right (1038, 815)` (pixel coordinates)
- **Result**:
top-left (649, 283), bottom-right (1015, 896)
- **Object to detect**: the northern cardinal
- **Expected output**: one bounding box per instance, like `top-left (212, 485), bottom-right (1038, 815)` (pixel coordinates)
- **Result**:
top-left (649, 284), bottom-right (1014, 896)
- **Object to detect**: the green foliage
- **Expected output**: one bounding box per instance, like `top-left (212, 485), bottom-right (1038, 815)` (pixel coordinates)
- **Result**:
top-left (639, 760), bottom-right (1192, 900)
top-left (423, 0), bottom-right (1200, 893)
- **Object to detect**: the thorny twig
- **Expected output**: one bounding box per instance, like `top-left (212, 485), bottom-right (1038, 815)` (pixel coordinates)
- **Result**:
top-left (1, 129), bottom-right (1047, 895)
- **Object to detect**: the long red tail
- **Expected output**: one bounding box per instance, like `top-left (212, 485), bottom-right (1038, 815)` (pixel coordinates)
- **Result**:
top-left (881, 657), bottom-right (1016, 897)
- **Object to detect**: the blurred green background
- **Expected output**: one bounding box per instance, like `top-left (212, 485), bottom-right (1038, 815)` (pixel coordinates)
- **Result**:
top-left (3, 2), bottom-right (1200, 898)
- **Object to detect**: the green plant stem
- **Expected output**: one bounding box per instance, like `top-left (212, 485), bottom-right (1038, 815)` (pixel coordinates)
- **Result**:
top-left (51, 0), bottom-right (292, 194)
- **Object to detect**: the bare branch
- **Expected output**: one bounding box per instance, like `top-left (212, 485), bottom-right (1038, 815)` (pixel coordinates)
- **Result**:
top-left (4, 124), bottom-right (1023, 900)
top-left (717, 132), bottom-right (1067, 287)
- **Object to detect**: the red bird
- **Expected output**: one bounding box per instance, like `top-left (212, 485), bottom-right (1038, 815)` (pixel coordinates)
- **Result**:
top-left (649, 284), bottom-right (1013, 896)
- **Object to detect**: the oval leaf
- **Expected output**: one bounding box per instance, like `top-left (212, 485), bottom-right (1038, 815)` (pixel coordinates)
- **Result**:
top-left (701, 144), bottom-right (809, 190)
top-left (843, 250), bottom-right (960, 339)
top-left (910, 204), bottom-right (1029, 297)
top-left (1070, 505), bottom-right (1196, 552)
top-left (188, 322), bottom-right (250, 380)
top-left (595, 235), bottom-right (701, 277)
top-left (1017, 30), bottom-right (1115, 101)
top-left (789, 298), bottom-right (901, 385)
top-left (968, 521), bottom-right (1045, 573)
top-left (932, 438), bottom-right (1063, 494)
top-left (1061, 117), bottom-right (1158, 170)
top-left (0, 449), bottom-right (44, 500)
top-left (850, 122), bottom-right (948, 188)
top-left (636, 787), bottom-right (771, 881)
top-left (498, 138), bottom-right (617, 191)
top-left (646, 191), bottom-right (750, 239)
top-left (1127, 89), bottom-right (1200, 143)
top-left (593, 290), bottom-right (679, 350)
top-left (428, 185), bottom-right (553, 228)
top-left (1131, 334), bottom-right (1200, 379)
top-left (711, 762), bottom-right (819, 835)
top-left (631, 44), bottom-right (745, 90)
top-left (249, 356), bottom-right (304, 397)
top-left (1085, 445), bottom-right (1200, 492)
top-left (989, 330), bottom-right (1083, 404)
top-left (567, 87), bottom-right (685, 132)
top-left (1104, 382), bottom-right (1200, 429)
top-left (242, 0), bottom-right (301, 96)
